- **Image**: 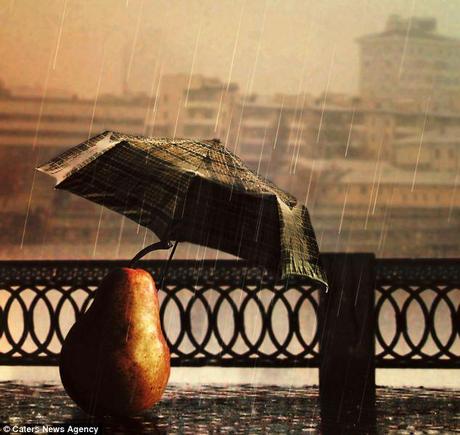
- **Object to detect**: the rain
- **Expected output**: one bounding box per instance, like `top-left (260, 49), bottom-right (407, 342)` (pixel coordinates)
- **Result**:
top-left (0, 0), bottom-right (459, 433)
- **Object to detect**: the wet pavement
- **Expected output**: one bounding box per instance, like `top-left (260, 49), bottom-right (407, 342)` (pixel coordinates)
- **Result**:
top-left (0, 382), bottom-right (458, 434)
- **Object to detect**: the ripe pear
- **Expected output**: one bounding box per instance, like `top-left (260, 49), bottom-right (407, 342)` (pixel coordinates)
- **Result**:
top-left (59, 268), bottom-right (170, 416)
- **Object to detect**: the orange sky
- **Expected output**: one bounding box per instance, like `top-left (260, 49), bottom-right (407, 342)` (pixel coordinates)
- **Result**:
top-left (0, 0), bottom-right (459, 98)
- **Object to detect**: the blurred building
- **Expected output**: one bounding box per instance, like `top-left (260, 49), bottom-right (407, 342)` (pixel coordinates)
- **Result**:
top-left (1, 13), bottom-right (459, 259)
top-left (276, 94), bottom-right (460, 168)
top-left (229, 94), bottom-right (286, 176)
top-left (0, 87), bottom-right (153, 246)
top-left (182, 77), bottom-right (238, 140)
top-left (282, 158), bottom-right (459, 257)
top-left (393, 127), bottom-right (460, 172)
top-left (0, 75), bottom-right (241, 249)
top-left (145, 83), bottom-right (287, 178)
top-left (144, 74), bottom-right (238, 140)
top-left (356, 15), bottom-right (460, 106)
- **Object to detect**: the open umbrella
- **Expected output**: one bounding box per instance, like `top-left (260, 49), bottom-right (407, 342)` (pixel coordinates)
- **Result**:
top-left (37, 131), bottom-right (327, 288)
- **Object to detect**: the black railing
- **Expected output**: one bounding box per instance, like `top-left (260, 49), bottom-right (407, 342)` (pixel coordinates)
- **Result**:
top-left (0, 259), bottom-right (322, 367)
top-left (0, 257), bottom-right (459, 368)
top-left (375, 258), bottom-right (460, 368)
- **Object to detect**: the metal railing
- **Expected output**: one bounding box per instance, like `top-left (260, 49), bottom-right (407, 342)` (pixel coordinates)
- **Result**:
top-left (0, 257), bottom-right (458, 368)
top-left (375, 258), bottom-right (460, 368)
top-left (0, 259), bottom-right (322, 367)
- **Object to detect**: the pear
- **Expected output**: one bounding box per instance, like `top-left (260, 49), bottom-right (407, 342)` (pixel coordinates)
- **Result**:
top-left (59, 267), bottom-right (170, 416)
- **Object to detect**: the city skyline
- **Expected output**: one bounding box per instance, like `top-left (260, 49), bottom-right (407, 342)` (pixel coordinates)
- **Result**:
top-left (0, 3), bottom-right (458, 262)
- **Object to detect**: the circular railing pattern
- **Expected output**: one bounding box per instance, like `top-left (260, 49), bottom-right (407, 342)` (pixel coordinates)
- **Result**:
top-left (375, 259), bottom-right (460, 368)
top-left (0, 259), bottom-right (459, 368)
top-left (0, 261), bottom-right (321, 367)
top-left (375, 284), bottom-right (460, 367)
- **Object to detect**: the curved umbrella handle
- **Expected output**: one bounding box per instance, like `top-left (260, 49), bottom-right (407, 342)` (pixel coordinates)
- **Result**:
top-left (129, 240), bottom-right (179, 290)
top-left (129, 218), bottom-right (182, 267)
top-left (128, 239), bottom-right (173, 267)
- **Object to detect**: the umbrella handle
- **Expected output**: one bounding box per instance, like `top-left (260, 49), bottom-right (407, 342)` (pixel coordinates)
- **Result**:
top-left (129, 220), bottom-right (182, 285)
top-left (128, 239), bottom-right (173, 267)
top-left (128, 239), bottom-right (179, 289)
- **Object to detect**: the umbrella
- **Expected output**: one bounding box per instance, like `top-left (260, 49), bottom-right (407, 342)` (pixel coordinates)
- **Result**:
top-left (37, 131), bottom-right (327, 288)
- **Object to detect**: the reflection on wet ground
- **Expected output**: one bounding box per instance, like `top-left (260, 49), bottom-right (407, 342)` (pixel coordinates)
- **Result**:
top-left (0, 382), bottom-right (458, 434)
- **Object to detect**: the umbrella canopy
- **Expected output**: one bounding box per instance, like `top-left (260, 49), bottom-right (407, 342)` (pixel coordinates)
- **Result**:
top-left (38, 131), bottom-right (327, 287)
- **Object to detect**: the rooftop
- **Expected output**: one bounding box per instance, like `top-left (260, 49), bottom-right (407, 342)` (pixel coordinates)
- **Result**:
top-left (395, 127), bottom-right (460, 145)
top-left (357, 15), bottom-right (459, 43)
top-left (297, 158), bottom-right (458, 186)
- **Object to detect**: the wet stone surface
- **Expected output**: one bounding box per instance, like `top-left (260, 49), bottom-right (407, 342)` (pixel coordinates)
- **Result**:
top-left (0, 382), bottom-right (459, 434)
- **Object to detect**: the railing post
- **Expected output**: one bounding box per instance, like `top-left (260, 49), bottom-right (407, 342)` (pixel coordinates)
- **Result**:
top-left (319, 253), bottom-right (376, 432)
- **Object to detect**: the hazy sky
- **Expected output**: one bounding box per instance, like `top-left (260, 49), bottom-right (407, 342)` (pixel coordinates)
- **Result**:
top-left (1, 0), bottom-right (460, 98)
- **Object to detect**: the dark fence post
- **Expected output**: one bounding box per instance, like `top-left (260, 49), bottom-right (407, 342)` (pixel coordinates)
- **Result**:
top-left (319, 253), bottom-right (376, 432)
